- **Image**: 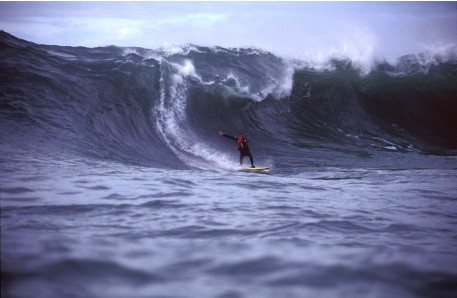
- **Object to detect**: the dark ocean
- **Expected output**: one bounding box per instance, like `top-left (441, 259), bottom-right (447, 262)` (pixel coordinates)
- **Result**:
top-left (1, 31), bottom-right (457, 298)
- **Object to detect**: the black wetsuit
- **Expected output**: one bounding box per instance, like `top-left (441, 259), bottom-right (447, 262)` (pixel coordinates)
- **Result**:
top-left (223, 134), bottom-right (255, 167)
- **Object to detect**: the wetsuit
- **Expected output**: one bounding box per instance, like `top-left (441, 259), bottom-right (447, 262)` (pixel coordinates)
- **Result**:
top-left (223, 134), bottom-right (255, 167)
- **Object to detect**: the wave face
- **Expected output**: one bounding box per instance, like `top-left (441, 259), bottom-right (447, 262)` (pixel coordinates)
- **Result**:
top-left (1, 31), bottom-right (456, 169)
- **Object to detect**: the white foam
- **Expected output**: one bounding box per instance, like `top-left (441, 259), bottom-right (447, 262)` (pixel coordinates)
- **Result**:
top-left (412, 43), bottom-right (457, 66)
top-left (122, 47), bottom-right (140, 56)
top-left (155, 58), bottom-right (238, 170)
top-left (176, 59), bottom-right (201, 80)
top-left (158, 43), bottom-right (204, 57)
top-left (265, 61), bottom-right (295, 99)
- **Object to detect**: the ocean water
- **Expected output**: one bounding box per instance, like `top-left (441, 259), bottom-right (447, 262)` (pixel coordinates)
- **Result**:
top-left (1, 31), bottom-right (457, 298)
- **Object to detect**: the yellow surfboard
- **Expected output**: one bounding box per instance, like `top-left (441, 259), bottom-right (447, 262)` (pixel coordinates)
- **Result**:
top-left (240, 166), bottom-right (270, 172)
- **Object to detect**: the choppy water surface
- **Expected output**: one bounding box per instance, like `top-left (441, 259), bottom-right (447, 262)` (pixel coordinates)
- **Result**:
top-left (2, 153), bottom-right (456, 298)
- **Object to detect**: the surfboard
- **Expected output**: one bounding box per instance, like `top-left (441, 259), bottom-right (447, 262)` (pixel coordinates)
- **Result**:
top-left (240, 166), bottom-right (270, 172)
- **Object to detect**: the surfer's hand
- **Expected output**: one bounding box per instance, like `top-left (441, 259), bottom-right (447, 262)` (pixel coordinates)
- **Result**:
top-left (218, 131), bottom-right (224, 136)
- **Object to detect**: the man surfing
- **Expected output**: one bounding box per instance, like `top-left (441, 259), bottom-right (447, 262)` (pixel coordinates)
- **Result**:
top-left (219, 131), bottom-right (255, 168)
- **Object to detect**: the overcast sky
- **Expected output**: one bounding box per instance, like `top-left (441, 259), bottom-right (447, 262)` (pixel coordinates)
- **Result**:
top-left (1, 1), bottom-right (456, 63)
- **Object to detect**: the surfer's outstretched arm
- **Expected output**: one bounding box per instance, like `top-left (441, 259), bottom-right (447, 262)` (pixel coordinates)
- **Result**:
top-left (218, 131), bottom-right (236, 141)
top-left (223, 134), bottom-right (237, 141)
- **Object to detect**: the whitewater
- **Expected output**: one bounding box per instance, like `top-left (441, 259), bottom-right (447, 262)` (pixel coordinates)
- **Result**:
top-left (1, 31), bottom-right (457, 298)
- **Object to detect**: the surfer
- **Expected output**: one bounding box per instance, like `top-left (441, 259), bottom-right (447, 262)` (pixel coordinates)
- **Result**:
top-left (219, 131), bottom-right (255, 168)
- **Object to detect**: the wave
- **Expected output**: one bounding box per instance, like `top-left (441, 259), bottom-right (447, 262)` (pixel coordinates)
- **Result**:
top-left (1, 31), bottom-right (456, 170)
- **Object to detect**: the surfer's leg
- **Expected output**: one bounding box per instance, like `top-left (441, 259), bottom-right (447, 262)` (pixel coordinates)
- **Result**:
top-left (239, 153), bottom-right (243, 165)
top-left (249, 154), bottom-right (254, 167)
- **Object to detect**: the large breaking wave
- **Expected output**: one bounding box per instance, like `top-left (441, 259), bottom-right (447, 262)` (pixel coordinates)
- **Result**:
top-left (1, 31), bottom-right (456, 170)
